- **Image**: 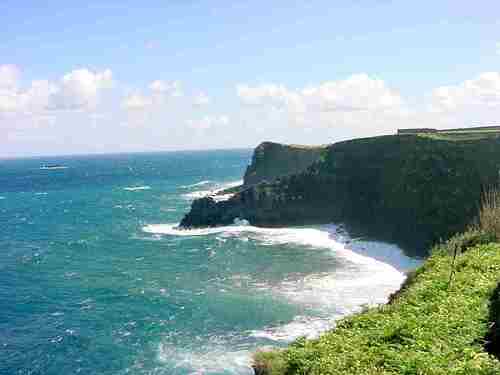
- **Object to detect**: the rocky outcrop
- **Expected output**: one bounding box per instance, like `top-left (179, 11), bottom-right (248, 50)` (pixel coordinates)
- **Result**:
top-left (180, 134), bottom-right (500, 255)
top-left (243, 142), bottom-right (325, 186)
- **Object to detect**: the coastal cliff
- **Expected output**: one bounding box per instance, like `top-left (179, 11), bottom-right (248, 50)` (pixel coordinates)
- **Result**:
top-left (243, 142), bottom-right (325, 186)
top-left (181, 134), bottom-right (500, 255)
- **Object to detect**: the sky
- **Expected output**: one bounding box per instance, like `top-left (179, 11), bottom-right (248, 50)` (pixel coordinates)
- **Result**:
top-left (1, 0), bottom-right (500, 157)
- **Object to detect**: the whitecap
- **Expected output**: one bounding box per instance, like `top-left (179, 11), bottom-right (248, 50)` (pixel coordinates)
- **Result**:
top-left (35, 192), bottom-right (48, 196)
top-left (182, 190), bottom-right (215, 200)
top-left (160, 207), bottom-right (177, 212)
top-left (144, 222), bottom-right (419, 345)
top-left (123, 186), bottom-right (151, 191)
top-left (157, 342), bottom-right (253, 375)
top-left (0, 196), bottom-right (5, 200)
top-left (250, 315), bottom-right (334, 342)
top-left (40, 166), bottom-right (68, 170)
top-left (181, 179), bottom-right (243, 200)
top-left (217, 179), bottom-right (243, 191)
top-left (181, 180), bottom-right (213, 188)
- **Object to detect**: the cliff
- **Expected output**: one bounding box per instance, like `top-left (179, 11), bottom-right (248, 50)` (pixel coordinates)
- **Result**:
top-left (180, 134), bottom-right (500, 255)
top-left (242, 142), bottom-right (325, 186)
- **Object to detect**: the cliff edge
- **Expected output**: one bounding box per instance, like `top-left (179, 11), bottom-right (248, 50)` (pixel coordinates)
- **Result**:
top-left (180, 134), bottom-right (500, 255)
top-left (243, 142), bottom-right (326, 186)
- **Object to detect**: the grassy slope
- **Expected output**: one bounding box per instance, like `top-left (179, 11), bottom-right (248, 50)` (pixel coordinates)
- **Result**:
top-left (254, 242), bottom-right (500, 375)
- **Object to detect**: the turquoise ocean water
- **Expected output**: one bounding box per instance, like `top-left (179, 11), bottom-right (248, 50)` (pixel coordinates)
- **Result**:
top-left (0, 150), bottom-right (420, 375)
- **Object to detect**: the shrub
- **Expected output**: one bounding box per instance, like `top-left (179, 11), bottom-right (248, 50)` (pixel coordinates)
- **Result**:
top-left (479, 186), bottom-right (500, 239)
top-left (253, 349), bottom-right (288, 375)
top-left (432, 228), bottom-right (496, 256)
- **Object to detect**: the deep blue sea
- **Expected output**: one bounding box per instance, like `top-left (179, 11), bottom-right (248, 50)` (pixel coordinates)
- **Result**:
top-left (0, 150), bottom-right (420, 375)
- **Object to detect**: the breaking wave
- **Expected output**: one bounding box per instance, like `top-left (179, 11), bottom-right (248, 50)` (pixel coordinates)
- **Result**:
top-left (123, 186), bottom-right (151, 191)
top-left (157, 341), bottom-right (253, 375)
top-left (181, 180), bottom-right (213, 188)
top-left (143, 222), bottom-right (419, 350)
top-left (181, 179), bottom-right (243, 200)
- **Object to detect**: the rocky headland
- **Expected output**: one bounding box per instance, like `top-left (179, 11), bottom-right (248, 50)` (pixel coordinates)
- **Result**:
top-left (181, 133), bottom-right (500, 256)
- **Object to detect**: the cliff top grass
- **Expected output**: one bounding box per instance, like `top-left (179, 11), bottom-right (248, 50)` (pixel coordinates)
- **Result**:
top-left (254, 236), bottom-right (500, 374)
top-left (418, 131), bottom-right (500, 142)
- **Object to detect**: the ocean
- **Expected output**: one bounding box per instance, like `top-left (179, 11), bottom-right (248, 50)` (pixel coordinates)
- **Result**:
top-left (0, 150), bottom-right (421, 375)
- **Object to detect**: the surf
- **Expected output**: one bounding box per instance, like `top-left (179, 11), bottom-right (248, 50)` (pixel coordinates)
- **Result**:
top-left (143, 221), bottom-right (418, 347)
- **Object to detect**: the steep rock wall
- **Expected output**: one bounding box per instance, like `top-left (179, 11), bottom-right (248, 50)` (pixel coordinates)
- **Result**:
top-left (243, 142), bottom-right (325, 186)
top-left (181, 135), bottom-right (500, 255)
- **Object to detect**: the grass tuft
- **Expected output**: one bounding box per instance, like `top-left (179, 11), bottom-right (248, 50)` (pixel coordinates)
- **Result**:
top-left (479, 186), bottom-right (500, 240)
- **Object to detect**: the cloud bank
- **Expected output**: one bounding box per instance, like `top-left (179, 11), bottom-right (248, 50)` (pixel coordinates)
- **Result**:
top-left (2, 64), bottom-right (500, 156)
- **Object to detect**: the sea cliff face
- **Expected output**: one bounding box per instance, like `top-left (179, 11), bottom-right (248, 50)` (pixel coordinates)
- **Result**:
top-left (242, 142), bottom-right (326, 186)
top-left (180, 134), bottom-right (500, 255)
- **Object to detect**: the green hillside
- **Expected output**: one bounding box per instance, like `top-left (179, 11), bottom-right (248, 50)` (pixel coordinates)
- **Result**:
top-left (253, 233), bottom-right (500, 375)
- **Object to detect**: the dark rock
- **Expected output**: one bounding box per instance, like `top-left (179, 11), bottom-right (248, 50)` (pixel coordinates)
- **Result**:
top-left (180, 135), bottom-right (500, 256)
top-left (243, 141), bottom-right (325, 186)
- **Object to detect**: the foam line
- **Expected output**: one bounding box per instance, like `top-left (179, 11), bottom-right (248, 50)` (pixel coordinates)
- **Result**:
top-left (181, 180), bottom-right (243, 200)
top-left (144, 222), bottom-right (417, 344)
top-left (123, 186), bottom-right (151, 191)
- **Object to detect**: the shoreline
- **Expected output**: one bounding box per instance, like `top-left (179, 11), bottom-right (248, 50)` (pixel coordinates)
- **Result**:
top-left (144, 220), bottom-right (421, 373)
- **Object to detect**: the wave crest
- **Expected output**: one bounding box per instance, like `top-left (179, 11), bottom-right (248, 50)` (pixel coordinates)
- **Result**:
top-left (123, 186), bottom-right (151, 191)
top-left (181, 179), bottom-right (243, 200)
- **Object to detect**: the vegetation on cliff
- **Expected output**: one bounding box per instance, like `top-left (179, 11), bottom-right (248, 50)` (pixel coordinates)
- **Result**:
top-left (181, 134), bottom-right (500, 255)
top-left (253, 237), bottom-right (500, 374)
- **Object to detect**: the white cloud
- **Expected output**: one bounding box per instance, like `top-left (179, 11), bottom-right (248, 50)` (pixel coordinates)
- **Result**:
top-left (237, 83), bottom-right (297, 107)
top-left (431, 72), bottom-right (500, 111)
top-left (237, 74), bottom-right (405, 131)
top-left (122, 93), bottom-right (152, 110)
top-left (48, 68), bottom-right (113, 110)
top-left (0, 64), bottom-right (20, 90)
top-left (302, 74), bottom-right (403, 112)
top-left (4, 65), bottom-right (500, 157)
top-left (193, 92), bottom-right (210, 106)
top-left (0, 67), bottom-right (113, 113)
top-left (121, 80), bottom-right (183, 110)
top-left (238, 74), bottom-right (403, 115)
top-left (0, 76), bottom-right (57, 113)
top-left (187, 115), bottom-right (229, 129)
top-left (149, 80), bottom-right (182, 97)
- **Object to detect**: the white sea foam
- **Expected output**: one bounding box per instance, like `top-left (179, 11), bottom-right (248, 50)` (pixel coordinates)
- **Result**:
top-left (160, 207), bottom-right (177, 212)
top-left (181, 180), bottom-right (213, 188)
top-left (181, 179), bottom-right (243, 200)
top-left (216, 179), bottom-right (243, 191)
top-left (250, 315), bottom-right (335, 342)
top-left (182, 190), bottom-right (215, 200)
top-left (123, 186), bottom-right (151, 191)
top-left (35, 192), bottom-right (48, 196)
top-left (39, 166), bottom-right (68, 170)
top-left (157, 342), bottom-right (253, 375)
top-left (144, 222), bottom-right (419, 345)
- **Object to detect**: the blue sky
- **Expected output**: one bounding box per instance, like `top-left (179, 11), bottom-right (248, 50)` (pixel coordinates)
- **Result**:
top-left (1, 1), bottom-right (500, 157)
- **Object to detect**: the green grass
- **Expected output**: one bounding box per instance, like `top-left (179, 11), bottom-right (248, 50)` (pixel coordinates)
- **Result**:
top-left (253, 239), bottom-right (500, 374)
top-left (418, 132), bottom-right (500, 142)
